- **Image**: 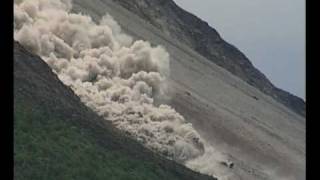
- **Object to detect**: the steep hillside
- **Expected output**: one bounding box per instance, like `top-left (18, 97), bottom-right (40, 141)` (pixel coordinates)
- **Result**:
top-left (69, 0), bottom-right (305, 179)
top-left (110, 0), bottom-right (305, 117)
top-left (14, 41), bottom-right (216, 180)
top-left (14, 0), bottom-right (305, 179)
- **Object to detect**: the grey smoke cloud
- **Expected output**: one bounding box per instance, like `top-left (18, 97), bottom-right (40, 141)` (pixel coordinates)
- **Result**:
top-left (14, 0), bottom-right (235, 179)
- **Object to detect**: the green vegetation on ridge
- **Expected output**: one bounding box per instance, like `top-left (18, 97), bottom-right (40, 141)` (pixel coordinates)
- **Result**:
top-left (14, 102), bottom-right (182, 180)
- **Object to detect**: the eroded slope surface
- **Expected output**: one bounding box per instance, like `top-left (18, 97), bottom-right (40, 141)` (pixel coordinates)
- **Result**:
top-left (111, 0), bottom-right (305, 117)
top-left (70, 0), bottom-right (306, 179)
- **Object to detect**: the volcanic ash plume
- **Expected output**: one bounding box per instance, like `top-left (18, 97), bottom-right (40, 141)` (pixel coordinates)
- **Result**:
top-left (14, 0), bottom-right (233, 178)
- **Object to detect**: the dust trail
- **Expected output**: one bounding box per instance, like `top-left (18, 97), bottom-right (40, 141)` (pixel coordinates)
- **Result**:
top-left (14, 0), bottom-right (234, 178)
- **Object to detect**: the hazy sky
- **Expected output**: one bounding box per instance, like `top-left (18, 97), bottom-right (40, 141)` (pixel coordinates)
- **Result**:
top-left (174, 0), bottom-right (305, 100)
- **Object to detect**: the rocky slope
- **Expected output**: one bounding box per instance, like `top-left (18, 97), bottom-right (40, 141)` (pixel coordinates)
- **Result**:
top-left (14, 41), bottom-right (216, 180)
top-left (14, 0), bottom-right (305, 179)
top-left (69, 0), bottom-right (305, 179)
top-left (110, 0), bottom-right (305, 117)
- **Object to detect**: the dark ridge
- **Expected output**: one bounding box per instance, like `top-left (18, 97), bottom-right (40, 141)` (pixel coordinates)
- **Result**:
top-left (14, 41), bottom-right (216, 180)
top-left (111, 0), bottom-right (305, 117)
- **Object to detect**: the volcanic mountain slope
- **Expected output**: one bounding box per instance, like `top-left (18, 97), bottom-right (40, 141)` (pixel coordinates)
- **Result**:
top-left (14, 41), bottom-right (216, 180)
top-left (109, 0), bottom-right (305, 117)
top-left (71, 0), bottom-right (305, 179)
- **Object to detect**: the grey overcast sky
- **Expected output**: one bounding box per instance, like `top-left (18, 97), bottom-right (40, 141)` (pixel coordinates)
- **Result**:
top-left (173, 0), bottom-right (305, 100)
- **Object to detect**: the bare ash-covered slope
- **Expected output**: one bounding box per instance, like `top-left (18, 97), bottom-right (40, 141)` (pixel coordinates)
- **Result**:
top-left (111, 0), bottom-right (305, 117)
top-left (71, 0), bottom-right (305, 179)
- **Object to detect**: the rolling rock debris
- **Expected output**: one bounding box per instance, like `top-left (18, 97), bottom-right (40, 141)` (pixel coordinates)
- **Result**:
top-left (14, 0), bottom-right (235, 178)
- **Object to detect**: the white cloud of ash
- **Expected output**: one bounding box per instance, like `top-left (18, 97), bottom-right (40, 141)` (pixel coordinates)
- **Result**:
top-left (14, 0), bottom-right (234, 178)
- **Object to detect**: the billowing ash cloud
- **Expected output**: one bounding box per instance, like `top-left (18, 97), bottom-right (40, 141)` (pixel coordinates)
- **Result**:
top-left (14, 0), bottom-right (233, 178)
